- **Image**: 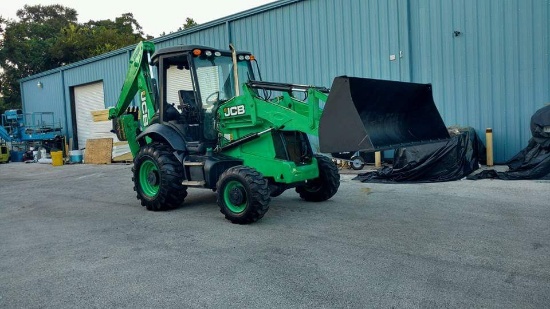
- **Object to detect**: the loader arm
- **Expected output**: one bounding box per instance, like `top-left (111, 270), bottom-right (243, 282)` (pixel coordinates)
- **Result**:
top-left (219, 81), bottom-right (327, 135)
top-left (108, 41), bottom-right (157, 156)
top-left (241, 77), bottom-right (449, 153)
top-left (217, 76), bottom-right (449, 167)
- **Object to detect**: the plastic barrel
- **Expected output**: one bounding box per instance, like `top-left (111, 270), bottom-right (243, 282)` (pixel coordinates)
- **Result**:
top-left (51, 151), bottom-right (64, 166)
top-left (69, 150), bottom-right (83, 163)
top-left (10, 151), bottom-right (25, 162)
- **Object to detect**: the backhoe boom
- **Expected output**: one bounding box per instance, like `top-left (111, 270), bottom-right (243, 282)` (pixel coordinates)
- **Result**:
top-left (108, 41), bottom-right (156, 155)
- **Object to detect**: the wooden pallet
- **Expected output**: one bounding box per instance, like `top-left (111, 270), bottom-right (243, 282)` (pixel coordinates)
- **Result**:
top-left (112, 152), bottom-right (133, 163)
top-left (84, 138), bottom-right (113, 164)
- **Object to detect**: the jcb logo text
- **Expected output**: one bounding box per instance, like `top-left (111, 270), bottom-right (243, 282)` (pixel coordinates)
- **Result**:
top-left (224, 105), bottom-right (246, 117)
top-left (140, 91), bottom-right (148, 126)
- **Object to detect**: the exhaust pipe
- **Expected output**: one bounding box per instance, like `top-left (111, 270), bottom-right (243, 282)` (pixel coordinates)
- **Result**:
top-left (229, 44), bottom-right (240, 96)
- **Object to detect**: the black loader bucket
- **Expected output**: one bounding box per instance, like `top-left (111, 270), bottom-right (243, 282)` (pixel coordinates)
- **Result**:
top-left (319, 76), bottom-right (450, 153)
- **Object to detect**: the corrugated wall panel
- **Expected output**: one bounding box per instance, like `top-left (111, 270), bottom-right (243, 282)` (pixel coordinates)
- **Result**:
top-left (155, 24), bottom-right (227, 50)
top-left (409, 0), bottom-right (550, 162)
top-left (21, 73), bottom-right (67, 135)
top-left (230, 0), bottom-right (406, 88)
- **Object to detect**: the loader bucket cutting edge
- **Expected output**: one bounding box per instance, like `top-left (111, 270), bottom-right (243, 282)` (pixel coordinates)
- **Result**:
top-left (319, 76), bottom-right (450, 153)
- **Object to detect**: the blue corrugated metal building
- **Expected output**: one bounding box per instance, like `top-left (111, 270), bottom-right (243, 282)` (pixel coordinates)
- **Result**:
top-left (20, 0), bottom-right (550, 162)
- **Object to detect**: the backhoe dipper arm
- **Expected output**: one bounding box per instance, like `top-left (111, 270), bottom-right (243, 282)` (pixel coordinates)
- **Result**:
top-left (108, 41), bottom-right (156, 130)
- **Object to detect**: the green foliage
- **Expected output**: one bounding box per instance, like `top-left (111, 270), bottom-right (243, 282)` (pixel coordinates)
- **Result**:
top-left (0, 5), bottom-right (77, 108)
top-left (158, 17), bottom-right (199, 37)
top-left (0, 5), bottom-right (147, 109)
top-left (183, 17), bottom-right (198, 29)
top-left (0, 96), bottom-right (9, 115)
top-left (52, 13), bottom-right (146, 65)
top-left (178, 17), bottom-right (199, 31)
top-left (0, 69), bottom-right (22, 113)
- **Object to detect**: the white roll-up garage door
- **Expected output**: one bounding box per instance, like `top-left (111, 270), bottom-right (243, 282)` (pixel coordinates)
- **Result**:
top-left (74, 81), bottom-right (119, 149)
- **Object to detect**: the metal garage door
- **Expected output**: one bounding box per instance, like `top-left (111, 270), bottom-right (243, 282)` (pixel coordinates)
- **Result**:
top-left (74, 81), bottom-right (114, 149)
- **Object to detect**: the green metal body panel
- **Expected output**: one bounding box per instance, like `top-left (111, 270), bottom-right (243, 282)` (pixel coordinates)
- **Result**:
top-left (217, 85), bottom-right (327, 184)
top-left (236, 151), bottom-right (319, 184)
top-left (218, 86), bottom-right (325, 134)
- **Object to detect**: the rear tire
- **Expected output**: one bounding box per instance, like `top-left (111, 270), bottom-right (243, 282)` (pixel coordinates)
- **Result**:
top-left (296, 154), bottom-right (340, 202)
top-left (217, 166), bottom-right (270, 224)
top-left (350, 155), bottom-right (365, 170)
top-left (132, 143), bottom-right (187, 211)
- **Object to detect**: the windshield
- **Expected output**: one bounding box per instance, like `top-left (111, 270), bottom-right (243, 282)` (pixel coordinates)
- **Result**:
top-left (193, 55), bottom-right (255, 140)
top-left (193, 55), bottom-right (255, 106)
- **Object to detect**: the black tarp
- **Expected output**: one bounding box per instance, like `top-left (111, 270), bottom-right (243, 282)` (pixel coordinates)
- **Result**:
top-left (467, 105), bottom-right (550, 180)
top-left (353, 127), bottom-right (485, 183)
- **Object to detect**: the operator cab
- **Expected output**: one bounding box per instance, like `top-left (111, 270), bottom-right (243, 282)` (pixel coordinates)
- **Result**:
top-left (150, 45), bottom-right (256, 153)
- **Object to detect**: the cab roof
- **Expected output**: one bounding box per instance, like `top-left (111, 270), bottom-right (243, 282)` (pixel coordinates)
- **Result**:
top-left (151, 45), bottom-right (252, 62)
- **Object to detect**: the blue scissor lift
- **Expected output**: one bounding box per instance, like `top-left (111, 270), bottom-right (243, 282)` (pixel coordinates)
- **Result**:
top-left (0, 109), bottom-right (64, 161)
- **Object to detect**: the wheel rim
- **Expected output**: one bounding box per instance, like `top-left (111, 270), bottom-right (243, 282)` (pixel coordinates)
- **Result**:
top-left (352, 158), bottom-right (363, 169)
top-left (223, 180), bottom-right (247, 213)
top-left (140, 160), bottom-right (160, 197)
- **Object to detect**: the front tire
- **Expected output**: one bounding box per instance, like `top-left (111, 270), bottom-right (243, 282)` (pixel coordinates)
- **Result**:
top-left (296, 154), bottom-right (340, 202)
top-left (217, 166), bottom-right (270, 224)
top-left (132, 143), bottom-right (187, 211)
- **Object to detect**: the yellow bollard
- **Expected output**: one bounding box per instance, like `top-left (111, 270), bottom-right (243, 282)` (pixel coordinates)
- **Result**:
top-left (375, 151), bottom-right (382, 168)
top-left (485, 128), bottom-right (494, 166)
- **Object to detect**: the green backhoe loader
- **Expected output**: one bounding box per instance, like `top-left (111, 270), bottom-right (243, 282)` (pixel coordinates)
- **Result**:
top-left (108, 41), bottom-right (449, 224)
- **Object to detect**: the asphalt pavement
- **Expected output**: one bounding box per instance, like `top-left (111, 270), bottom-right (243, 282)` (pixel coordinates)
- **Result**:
top-left (0, 162), bottom-right (549, 308)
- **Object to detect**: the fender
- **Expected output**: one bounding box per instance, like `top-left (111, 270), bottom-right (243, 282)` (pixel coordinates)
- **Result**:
top-left (136, 123), bottom-right (187, 152)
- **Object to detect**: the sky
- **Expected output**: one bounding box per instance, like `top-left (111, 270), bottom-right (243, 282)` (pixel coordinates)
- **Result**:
top-left (2, 0), bottom-right (278, 37)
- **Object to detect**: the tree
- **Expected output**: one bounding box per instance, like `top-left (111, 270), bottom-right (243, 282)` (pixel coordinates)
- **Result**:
top-left (0, 5), bottom-right (147, 109)
top-left (0, 68), bottom-right (23, 114)
top-left (51, 13), bottom-right (146, 65)
top-left (0, 5), bottom-right (78, 108)
top-left (0, 95), bottom-right (8, 115)
top-left (178, 17), bottom-right (198, 31)
top-left (1, 5), bottom-right (74, 106)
